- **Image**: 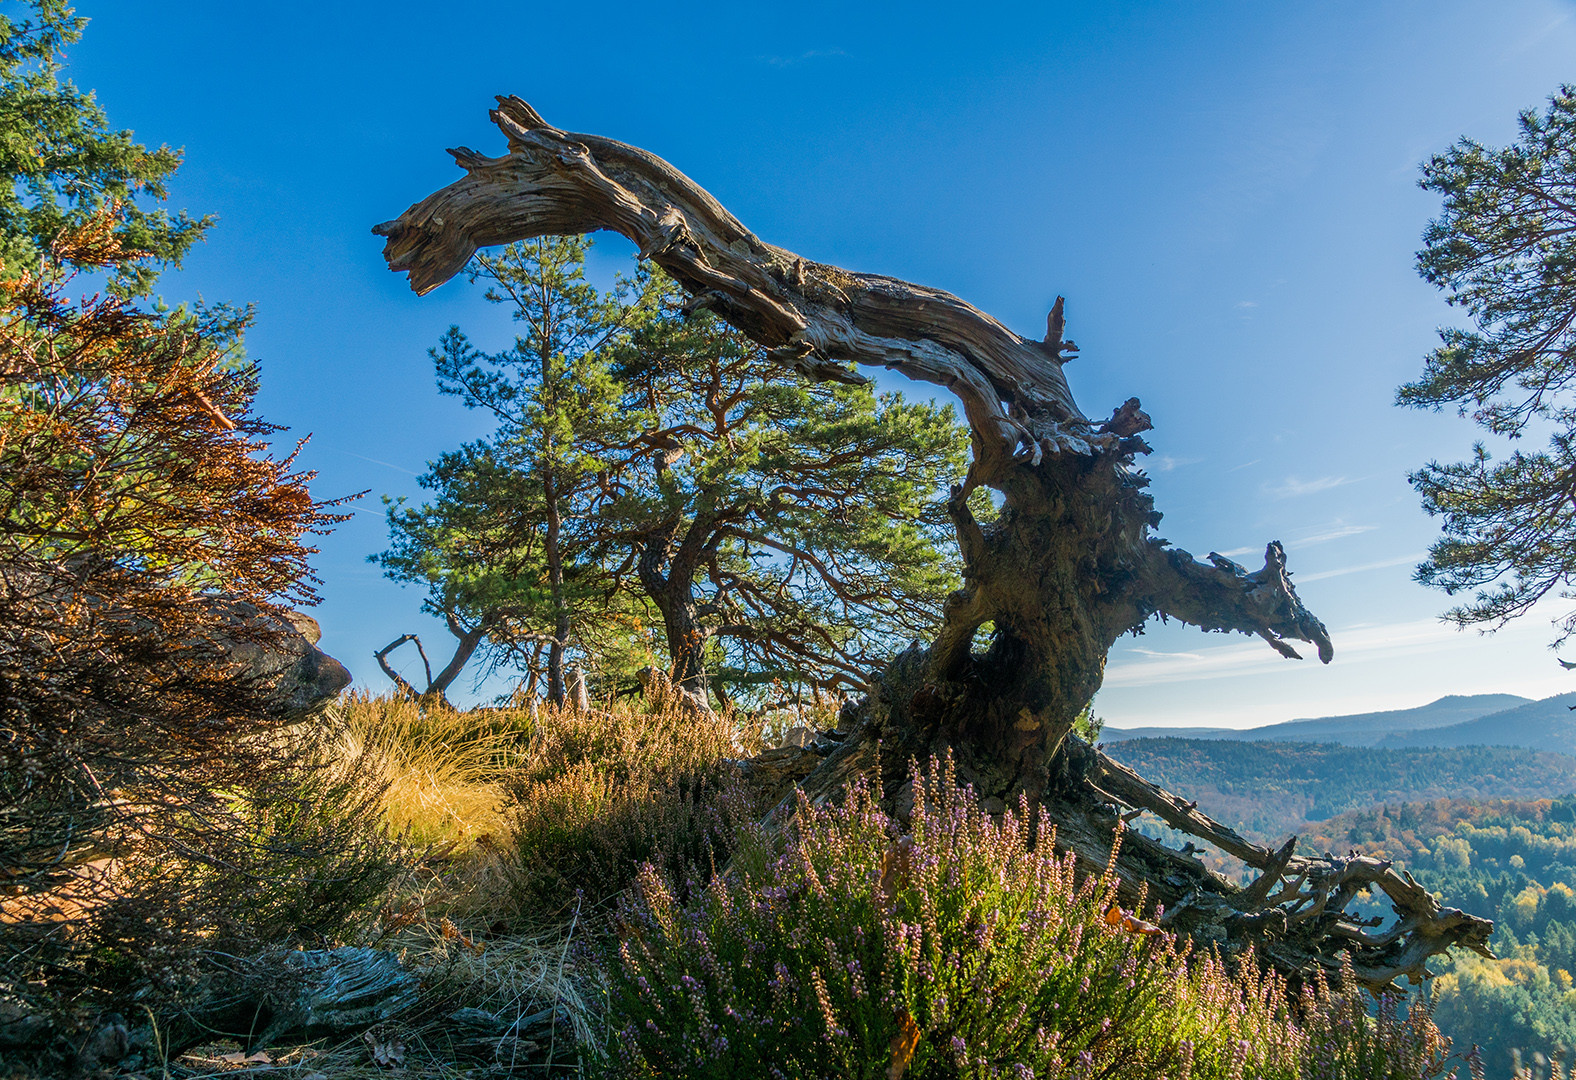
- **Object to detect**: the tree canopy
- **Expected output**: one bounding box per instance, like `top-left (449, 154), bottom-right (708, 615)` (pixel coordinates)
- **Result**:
top-left (375, 238), bottom-right (971, 710)
top-left (600, 272), bottom-right (969, 706)
top-left (1400, 85), bottom-right (1576, 642)
top-left (0, 1), bottom-right (206, 295)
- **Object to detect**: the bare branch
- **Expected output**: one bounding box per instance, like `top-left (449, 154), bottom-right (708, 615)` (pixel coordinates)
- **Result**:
top-left (373, 634), bottom-right (425, 697)
top-left (1141, 541), bottom-right (1334, 665)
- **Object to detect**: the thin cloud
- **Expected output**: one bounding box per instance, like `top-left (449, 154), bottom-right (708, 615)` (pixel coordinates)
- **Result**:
top-left (1292, 523), bottom-right (1378, 547)
top-left (1104, 617), bottom-right (1467, 689)
top-left (1227, 459), bottom-right (1260, 472)
top-left (760, 48), bottom-right (849, 67)
top-left (1130, 646), bottom-right (1204, 661)
top-left (1213, 524), bottom-right (1376, 560)
top-left (1234, 300), bottom-right (1258, 309)
top-left (1504, 11), bottom-right (1571, 58)
top-left (1154, 455), bottom-right (1202, 472)
top-left (1266, 475), bottom-right (1354, 498)
top-left (1297, 553), bottom-right (1423, 583)
top-left (331, 448), bottom-right (421, 477)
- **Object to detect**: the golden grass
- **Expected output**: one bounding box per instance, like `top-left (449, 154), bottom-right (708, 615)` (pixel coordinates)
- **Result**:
top-left (155, 693), bottom-right (863, 1075)
top-left (331, 692), bottom-right (765, 922)
top-left (169, 693), bottom-right (765, 1075)
top-left (332, 691), bottom-right (534, 852)
top-left (499, 699), bottom-right (763, 923)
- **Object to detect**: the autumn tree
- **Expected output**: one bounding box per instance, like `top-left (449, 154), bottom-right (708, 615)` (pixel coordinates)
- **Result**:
top-left (1, 5), bottom-right (384, 1061)
top-left (378, 98), bottom-right (1495, 989)
top-left (1398, 85), bottom-right (1576, 645)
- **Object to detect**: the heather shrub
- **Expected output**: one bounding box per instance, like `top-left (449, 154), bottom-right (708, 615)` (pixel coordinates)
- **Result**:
top-left (503, 700), bottom-right (761, 920)
top-left (599, 756), bottom-right (1475, 1080)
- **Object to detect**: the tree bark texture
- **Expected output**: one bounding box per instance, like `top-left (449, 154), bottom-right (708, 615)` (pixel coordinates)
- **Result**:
top-left (541, 468), bottom-right (570, 708)
top-left (375, 99), bottom-right (1492, 990)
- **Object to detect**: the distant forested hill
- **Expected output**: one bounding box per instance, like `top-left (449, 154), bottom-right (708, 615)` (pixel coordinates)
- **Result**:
top-left (1307, 798), bottom-right (1576, 1079)
top-left (1101, 692), bottom-right (1531, 744)
top-left (1377, 693), bottom-right (1576, 754)
top-left (1099, 737), bottom-right (1576, 841)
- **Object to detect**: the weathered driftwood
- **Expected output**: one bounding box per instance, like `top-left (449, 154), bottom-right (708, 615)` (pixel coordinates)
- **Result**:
top-left (157, 947), bottom-right (417, 1058)
top-left (0, 948), bottom-right (419, 1071)
top-left (375, 99), bottom-right (1491, 990)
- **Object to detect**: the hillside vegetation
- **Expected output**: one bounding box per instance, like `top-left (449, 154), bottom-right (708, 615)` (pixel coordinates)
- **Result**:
top-left (272, 698), bottom-right (1487, 1079)
top-left (9, 693), bottom-right (1471, 1078)
top-left (1100, 737), bottom-right (1576, 840)
top-left (1308, 798), bottom-right (1576, 1079)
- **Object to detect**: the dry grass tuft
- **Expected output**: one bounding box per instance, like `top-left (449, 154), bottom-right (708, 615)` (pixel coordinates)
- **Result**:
top-left (334, 691), bottom-right (534, 851)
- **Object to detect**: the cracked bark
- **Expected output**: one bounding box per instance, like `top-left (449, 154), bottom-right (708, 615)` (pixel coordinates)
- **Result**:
top-left (374, 98), bottom-right (1493, 990)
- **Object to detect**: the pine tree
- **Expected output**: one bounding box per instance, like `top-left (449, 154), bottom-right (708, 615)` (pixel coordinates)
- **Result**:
top-left (602, 273), bottom-right (970, 708)
top-left (0, 1), bottom-right (207, 295)
top-left (377, 250), bottom-right (970, 712)
top-left (1400, 86), bottom-right (1576, 643)
top-left (374, 237), bottom-right (647, 706)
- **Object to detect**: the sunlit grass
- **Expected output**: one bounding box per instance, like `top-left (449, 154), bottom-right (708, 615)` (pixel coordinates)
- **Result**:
top-left (334, 691), bottom-right (533, 851)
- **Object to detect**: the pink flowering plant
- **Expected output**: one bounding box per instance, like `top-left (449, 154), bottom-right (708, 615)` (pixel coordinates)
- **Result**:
top-left (599, 756), bottom-right (1476, 1079)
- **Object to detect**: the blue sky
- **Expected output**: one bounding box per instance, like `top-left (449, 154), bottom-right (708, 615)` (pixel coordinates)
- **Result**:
top-left (66, 0), bottom-right (1576, 727)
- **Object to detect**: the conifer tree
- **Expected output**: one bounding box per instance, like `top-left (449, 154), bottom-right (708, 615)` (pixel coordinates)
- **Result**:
top-left (602, 273), bottom-right (969, 707)
top-left (0, 0), bottom-right (206, 295)
top-left (1400, 86), bottom-right (1576, 643)
top-left (377, 251), bottom-right (969, 711)
top-left (375, 237), bottom-right (646, 706)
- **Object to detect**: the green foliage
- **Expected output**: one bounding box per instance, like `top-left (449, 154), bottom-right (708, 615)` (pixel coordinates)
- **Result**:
top-left (0, 0), bottom-right (207, 295)
top-left (602, 272), bottom-right (969, 700)
top-left (1071, 702), bottom-right (1103, 743)
top-left (379, 241), bottom-right (971, 706)
top-left (1307, 797), bottom-right (1576, 1078)
top-left (600, 758), bottom-right (1471, 1079)
top-left (1399, 85), bottom-right (1576, 641)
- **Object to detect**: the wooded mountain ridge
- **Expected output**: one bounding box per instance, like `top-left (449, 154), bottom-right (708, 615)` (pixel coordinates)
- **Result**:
top-left (1101, 691), bottom-right (1576, 753)
top-left (1100, 737), bottom-right (1576, 842)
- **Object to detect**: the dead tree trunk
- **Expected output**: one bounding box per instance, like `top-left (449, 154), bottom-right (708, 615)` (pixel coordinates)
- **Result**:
top-left (373, 608), bottom-right (490, 708)
top-left (374, 98), bottom-right (1493, 991)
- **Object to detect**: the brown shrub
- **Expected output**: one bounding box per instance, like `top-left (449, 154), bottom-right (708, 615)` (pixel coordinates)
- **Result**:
top-left (501, 701), bottom-right (760, 922)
